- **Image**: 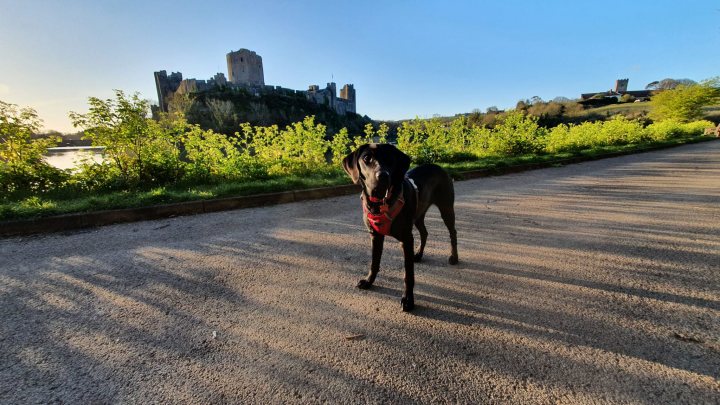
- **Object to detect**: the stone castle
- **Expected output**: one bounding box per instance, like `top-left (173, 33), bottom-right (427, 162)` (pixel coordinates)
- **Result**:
top-left (154, 48), bottom-right (356, 115)
top-left (580, 78), bottom-right (652, 101)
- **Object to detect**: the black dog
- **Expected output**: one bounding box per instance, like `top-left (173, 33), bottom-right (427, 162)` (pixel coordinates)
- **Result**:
top-left (343, 144), bottom-right (458, 312)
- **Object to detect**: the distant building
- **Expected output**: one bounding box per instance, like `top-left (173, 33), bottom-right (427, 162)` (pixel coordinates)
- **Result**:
top-left (154, 48), bottom-right (356, 115)
top-left (306, 83), bottom-right (356, 115)
top-left (580, 78), bottom-right (652, 101)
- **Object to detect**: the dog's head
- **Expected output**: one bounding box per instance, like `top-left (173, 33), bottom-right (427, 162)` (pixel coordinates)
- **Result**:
top-left (342, 144), bottom-right (411, 200)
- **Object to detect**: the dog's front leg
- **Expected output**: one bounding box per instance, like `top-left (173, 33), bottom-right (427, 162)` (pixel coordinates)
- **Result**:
top-left (401, 234), bottom-right (415, 312)
top-left (357, 232), bottom-right (384, 289)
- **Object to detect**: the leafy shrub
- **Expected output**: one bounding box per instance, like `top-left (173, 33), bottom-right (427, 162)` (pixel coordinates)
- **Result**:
top-left (545, 116), bottom-right (645, 153)
top-left (620, 94), bottom-right (636, 103)
top-left (396, 118), bottom-right (430, 163)
top-left (485, 110), bottom-right (546, 156)
top-left (330, 127), bottom-right (351, 165)
top-left (64, 162), bottom-right (123, 192)
top-left (242, 116), bottom-right (329, 176)
top-left (0, 100), bottom-right (66, 195)
top-left (644, 119), bottom-right (715, 141)
top-left (466, 125), bottom-right (494, 157)
top-left (597, 115), bottom-right (646, 145)
top-left (681, 120), bottom-right (716, 136)
top-left (183, 125), bottom-right (249, 181)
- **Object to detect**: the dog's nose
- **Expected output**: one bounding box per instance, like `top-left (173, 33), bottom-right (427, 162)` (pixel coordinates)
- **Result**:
top-left (377, 171), bottom-right (390, 181)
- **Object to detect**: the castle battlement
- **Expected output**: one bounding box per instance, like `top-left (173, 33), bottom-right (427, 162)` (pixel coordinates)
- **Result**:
top-left (154, 49), bottom-right (356, 115)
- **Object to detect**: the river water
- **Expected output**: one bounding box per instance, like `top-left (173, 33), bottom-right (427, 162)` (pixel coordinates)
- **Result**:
top-left (45, 147), bottom-right (106, 170)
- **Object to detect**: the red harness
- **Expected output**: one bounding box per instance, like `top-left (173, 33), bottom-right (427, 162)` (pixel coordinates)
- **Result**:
top-left (363, 191), bottom-right (405, 235)
top-left (361, 178), bottom-right (418, 235)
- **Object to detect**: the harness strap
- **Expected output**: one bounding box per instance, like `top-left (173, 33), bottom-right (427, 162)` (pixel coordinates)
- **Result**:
top-left (361, 177), bottom-right (419, 235)
top-left (406, 177), bottom-right (419, 214)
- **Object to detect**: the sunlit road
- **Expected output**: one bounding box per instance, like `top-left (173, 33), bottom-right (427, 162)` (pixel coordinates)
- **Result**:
top-left (1, 141), bottom-right (719, 404)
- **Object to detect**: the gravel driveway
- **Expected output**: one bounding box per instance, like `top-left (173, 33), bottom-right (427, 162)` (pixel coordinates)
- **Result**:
top-left (1, 141), bottom-right (719, 404)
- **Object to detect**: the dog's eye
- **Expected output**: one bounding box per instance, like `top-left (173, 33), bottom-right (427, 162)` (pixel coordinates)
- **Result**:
top-left (363, 155), bottom-right (373, 164)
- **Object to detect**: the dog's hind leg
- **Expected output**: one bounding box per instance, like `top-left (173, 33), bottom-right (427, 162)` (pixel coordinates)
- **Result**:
top-left (413, 214), bottom-right (429, 262)
top-left (357, 233), bottom-right (384, 289)
top-left (439, 204), bottom-right (459, 265)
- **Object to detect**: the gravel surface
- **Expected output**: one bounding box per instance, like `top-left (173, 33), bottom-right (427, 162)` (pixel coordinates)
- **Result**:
top-left (1, 142), bottom-right (719, 404)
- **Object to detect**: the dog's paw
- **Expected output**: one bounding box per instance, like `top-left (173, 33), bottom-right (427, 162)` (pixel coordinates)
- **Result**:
top-left (401, 296), bottom-right (415, 312)
top-left (357, 279), bottom-right (373, 289)
top-left (413, 252), bottom-right (423, 262)
top-left (448, 255), bottom-right (459, 265)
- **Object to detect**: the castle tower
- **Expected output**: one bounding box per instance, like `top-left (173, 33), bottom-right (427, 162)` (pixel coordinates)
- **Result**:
top-left (325, 82), bottom-right (337, 111)
top-left (615, 78), bottom-right (629, 93)
top-left (226, 49), bottom-right (264, 86)
top-left (340, 84), bottom-right (356, 114)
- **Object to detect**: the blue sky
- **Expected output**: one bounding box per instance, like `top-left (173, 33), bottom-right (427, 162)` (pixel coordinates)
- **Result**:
top-left (1, 0), bottom-right (718, 132)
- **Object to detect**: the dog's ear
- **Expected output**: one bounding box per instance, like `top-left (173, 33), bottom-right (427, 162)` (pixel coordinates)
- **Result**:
top-left (385, 144), bottom-right (411, 183)
top-left (342, 144), bottom-right (368, 184)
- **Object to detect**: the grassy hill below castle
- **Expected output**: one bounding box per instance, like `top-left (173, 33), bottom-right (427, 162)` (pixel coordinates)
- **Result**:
top-left (165, 87), bottom-right (371, 135)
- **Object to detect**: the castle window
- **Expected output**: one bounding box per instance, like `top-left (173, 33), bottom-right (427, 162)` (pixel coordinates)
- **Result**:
top-left (241, 57), bottom-right (244, 62)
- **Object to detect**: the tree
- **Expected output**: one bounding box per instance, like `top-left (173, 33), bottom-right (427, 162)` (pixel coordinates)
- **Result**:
top-left (649, 77), bottom-right (720, 122)
top-left (0, 100), bottom-right (62, 193)
top-left (646, 78), bottom-right (697, 90)
top-left (69, 90), bottom-right (183, 185)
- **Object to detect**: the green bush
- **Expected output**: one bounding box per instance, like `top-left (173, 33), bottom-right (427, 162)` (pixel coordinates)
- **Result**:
top-left (545, 116), bottom-right (645, 153)
top-left (330, 127), bottom-right (351, 165)
top-left (644, 119), bottom-right (715, 141)
top-left (184, 124), bottom-right (249, 181)
top-left (243, 116), bottom-right (330, 176)
top-left (396, 118), bottom-right (431, 163)
top-left (681, 120), bottom-right (716, 136)
top-left (597, 115), bottom-right (646, 145)
top-left (1, 100), bottom-right (66, 195)
top-left (485, 110), bottom-right (546, 156)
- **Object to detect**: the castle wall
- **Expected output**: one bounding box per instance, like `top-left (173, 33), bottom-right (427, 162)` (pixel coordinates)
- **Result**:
top-left (154, 70), bottom-right (183, 112)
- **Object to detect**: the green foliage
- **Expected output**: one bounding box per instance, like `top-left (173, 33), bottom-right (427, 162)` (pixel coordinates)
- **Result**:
top-left (69, 90), bottom-right (183, 186)
top-left (0, 100), bottom-right (64, 194)
top-left (183, 124), bottom-right (250, 181)
top-left (484, 111), bottom-right (546, 156)
top-left (544, 115), bottom-right (646, 153)
top-left (4, 89), bottom-right (717, 220)
top-left (330, 127), bottom-right (351, 165)
top-left (649, 78), bottom-right (720, 122)
top-left (644, 119), bottom-right (715, 141)
top-left (396, 118), bottom-right (429, 162)
top-left (620, 94), bottom-right (636, 103)
top-left (246, 116), bottom-right (330, 175)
